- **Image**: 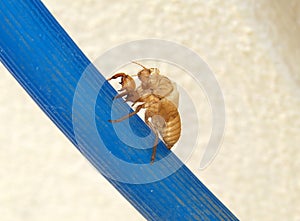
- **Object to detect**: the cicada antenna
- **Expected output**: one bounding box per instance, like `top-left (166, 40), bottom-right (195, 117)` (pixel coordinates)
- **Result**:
top-left (132, 61), bottom-right (148, 70)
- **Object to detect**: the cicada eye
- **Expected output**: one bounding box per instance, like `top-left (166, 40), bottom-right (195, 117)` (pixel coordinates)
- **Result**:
top-left (138, 69), bottom-right (150, 79)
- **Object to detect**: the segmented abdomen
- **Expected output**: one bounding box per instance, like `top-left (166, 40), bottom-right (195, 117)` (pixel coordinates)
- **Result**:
top-left (161, 112), bottom-right (181, 149)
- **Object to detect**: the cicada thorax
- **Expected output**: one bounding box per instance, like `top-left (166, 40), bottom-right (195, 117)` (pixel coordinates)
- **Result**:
top-left (136, 72), bottom-right (179, 107)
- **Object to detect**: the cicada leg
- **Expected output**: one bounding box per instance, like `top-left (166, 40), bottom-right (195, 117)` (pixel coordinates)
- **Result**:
top-left (145, 111), bottom-right (159, 164)
top-left (108, 104), bottom-right (143, 123)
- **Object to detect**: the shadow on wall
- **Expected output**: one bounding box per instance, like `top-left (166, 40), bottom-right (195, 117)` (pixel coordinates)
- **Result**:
top-left (253, 0), bottom-right (300, 90)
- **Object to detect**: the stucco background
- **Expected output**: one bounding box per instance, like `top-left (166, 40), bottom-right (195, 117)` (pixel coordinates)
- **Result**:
top-left (1, 0), bottom-right (299, 220)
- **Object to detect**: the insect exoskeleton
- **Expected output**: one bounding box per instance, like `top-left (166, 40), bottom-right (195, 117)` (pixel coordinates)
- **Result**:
top-left (107, 73), bottom-right (139, 102)
top-left (133, 61), bottom-right (179, 107)
top-left (107, 62), bottom-right (181, 163)
top-left (150, 97), bottom-right (181, 149)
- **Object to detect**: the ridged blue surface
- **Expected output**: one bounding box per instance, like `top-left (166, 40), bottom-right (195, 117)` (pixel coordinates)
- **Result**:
top-left (0, 1), bottom-right (238, 220)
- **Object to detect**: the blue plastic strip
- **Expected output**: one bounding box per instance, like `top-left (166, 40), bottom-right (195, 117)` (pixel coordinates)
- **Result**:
top-left (0, 1), bottom-right (238, 220)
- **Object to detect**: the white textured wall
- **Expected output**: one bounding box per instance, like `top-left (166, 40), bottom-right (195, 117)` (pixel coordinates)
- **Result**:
top-left (1, 1), bottom-right (299, 220)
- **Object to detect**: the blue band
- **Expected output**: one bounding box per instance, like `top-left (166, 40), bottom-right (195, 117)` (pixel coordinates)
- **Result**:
top-left (0, 1), bottom-right (238, 220)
